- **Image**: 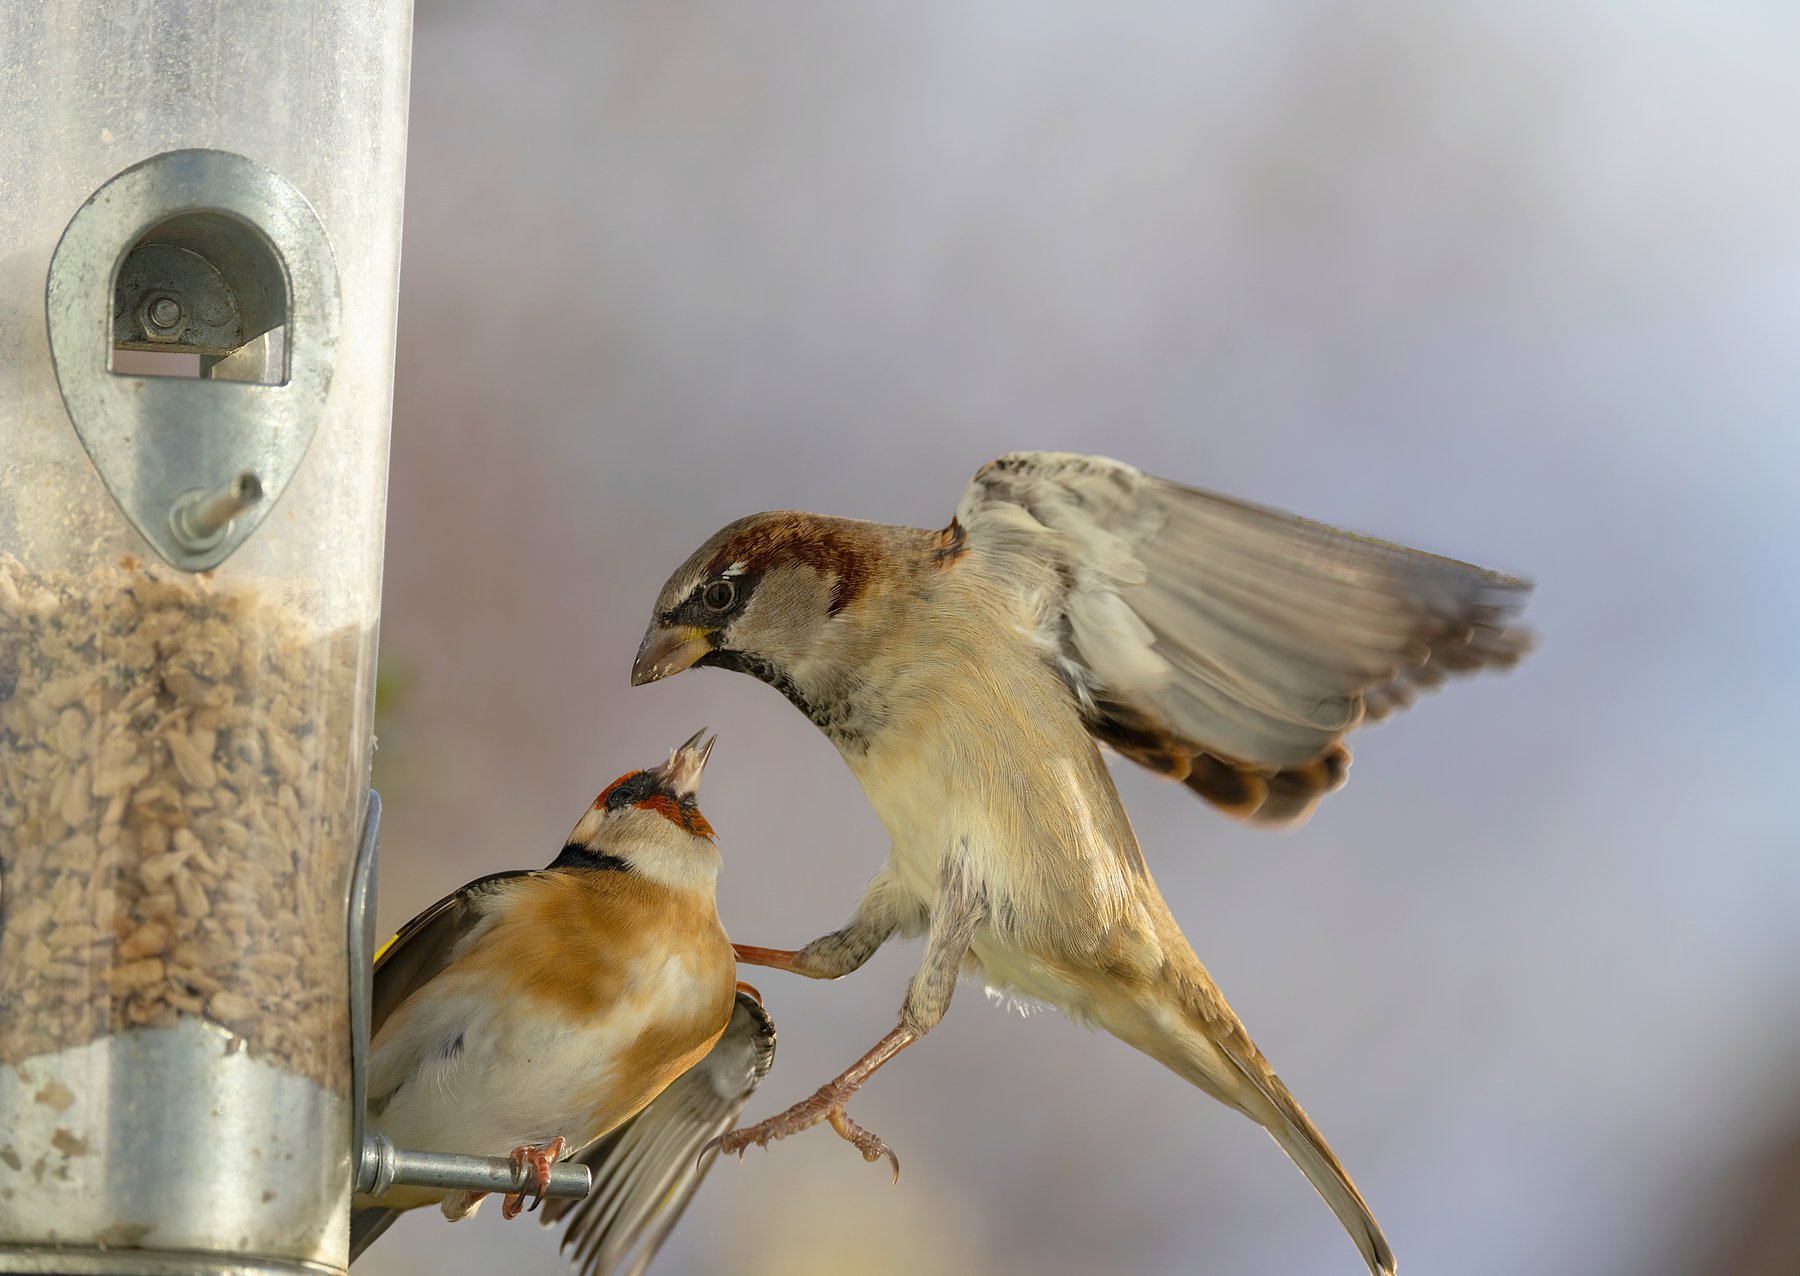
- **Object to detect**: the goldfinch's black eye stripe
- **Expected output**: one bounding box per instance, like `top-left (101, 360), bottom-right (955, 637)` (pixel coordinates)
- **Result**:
top-left (601, 771), bottom-right (661, 811)
top-left (593, 770), bottom-right (644, 809)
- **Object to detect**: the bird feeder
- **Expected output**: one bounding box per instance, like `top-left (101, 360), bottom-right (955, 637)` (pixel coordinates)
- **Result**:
top-left (0, 3), bottom-right (410, 1272)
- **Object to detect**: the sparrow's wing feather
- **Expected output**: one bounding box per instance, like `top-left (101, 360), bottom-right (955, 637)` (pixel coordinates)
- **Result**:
top-left (955, 451), bottom-right (1533, 825)
top-left (541, 991), bottom-right (776, 1276)
top-left (371, 870), bottom-right (536, 1037)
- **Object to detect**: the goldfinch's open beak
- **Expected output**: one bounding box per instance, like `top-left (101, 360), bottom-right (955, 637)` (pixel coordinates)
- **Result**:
top-left (631, 623), bottom-right (712, 686)
top-left (654, 728), bottom-right (716, 799)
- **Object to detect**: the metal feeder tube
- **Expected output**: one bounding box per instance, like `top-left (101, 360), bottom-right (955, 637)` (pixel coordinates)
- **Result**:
top-left (0, 3), bottom-right (413, 1273)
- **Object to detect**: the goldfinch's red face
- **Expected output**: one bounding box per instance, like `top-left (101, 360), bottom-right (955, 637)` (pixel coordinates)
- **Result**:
top-left (591, 765), bottom-right (714, 839)
top-left (555, 732), bottom-right (722, 887)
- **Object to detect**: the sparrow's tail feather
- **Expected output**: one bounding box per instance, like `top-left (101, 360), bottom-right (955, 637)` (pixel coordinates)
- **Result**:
top-left (1113, 982), bottom-right (1396, 1276)
top-left (1254, 1094), bottom-right (1396, 1276)
top-left (349, 1206), bottom-right (402, 1263)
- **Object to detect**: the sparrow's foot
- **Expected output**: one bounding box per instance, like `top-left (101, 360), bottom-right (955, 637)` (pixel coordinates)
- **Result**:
top-left (828, 1105), bottom-right (899, 1181)
top-left (733, 943), bottom-right (804, 973)
top-left (712, 1083), bottom-right (848, 1154)
top-left (709, 1094), bottom-right (899, 1177)
top-left (500, 1135), bottom-right (567, 1220)
top-left (706, 1024), bottom-right (916, 1173)
top-left (735, 979), bottom-right (764, 1004)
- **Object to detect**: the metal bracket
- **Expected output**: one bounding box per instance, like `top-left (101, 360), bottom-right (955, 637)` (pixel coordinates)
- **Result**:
top-left (113, 240), bottom-right (285, 357)
top-left (346, 790), bottom-right (381, 1163)
top-left (44, 149), bottom-right (341, 572)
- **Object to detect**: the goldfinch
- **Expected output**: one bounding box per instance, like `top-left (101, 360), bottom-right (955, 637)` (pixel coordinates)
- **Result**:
top-left (541, 987), bottom-right (776, 1276)
top-left (631, 452), bottom-right (1535, 1276)
top-left (350, 731), bottom-right (739, 1262)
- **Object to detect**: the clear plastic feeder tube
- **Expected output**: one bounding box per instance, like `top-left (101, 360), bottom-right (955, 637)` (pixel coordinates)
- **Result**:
top-left (0, 3), bottom-right (412, 1272)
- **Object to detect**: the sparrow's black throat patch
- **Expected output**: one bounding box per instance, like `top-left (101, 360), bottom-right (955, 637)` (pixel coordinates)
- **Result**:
top-left (699, 648), bottom-right (883, 753)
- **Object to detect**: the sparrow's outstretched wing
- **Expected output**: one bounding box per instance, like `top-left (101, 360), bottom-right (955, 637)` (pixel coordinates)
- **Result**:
top-left (955, 451), bottom-right (1533, 826)
top-left (541, 991), bottom-right (776, 1276)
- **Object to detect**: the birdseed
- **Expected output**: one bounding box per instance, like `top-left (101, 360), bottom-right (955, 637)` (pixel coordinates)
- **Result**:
top-left (0, 554), bottom-right (369, 1094)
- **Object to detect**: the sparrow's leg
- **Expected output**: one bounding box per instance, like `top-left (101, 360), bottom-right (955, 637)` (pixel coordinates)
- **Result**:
top-left (733, 868), bottom-right (911, 979)
top-left (717, 854), bottom-right (984, 1171)
top-left (500, 1135), bottom-right (567, 1220)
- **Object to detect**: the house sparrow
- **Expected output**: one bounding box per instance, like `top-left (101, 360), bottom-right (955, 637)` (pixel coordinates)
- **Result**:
top-left (632, 451), bottom-right (1535, 1276)
top-left (541, 987), bottom-right (777, 1276)
top-left (350, 731), bottom-right (740, 1262)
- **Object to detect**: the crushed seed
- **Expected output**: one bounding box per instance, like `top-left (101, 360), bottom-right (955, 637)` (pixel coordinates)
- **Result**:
top-left (0, 555), bottom-right (369, 1094)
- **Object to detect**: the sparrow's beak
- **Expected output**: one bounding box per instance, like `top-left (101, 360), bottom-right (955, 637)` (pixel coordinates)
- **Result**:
top-left (632, 622), bottom-right (712, 686)
top-left (655, 728), bottom-right (717, 799)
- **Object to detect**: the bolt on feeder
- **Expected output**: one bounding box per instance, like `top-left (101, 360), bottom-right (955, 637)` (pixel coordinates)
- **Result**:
top-left (0, 3), bottom-right (410, 1273)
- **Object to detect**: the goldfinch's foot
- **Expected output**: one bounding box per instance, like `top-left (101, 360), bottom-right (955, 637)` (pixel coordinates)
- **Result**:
top-left (501, 1135), bottom-right (567, 1219)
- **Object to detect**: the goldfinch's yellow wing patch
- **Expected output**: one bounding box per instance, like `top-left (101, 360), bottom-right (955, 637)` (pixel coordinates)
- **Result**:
top-left (369, 869), bottom-right (535, 1037)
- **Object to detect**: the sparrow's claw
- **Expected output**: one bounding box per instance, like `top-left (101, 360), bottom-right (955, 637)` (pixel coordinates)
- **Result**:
top-left (827, 1105), bottom-right (899, 1181)
top-left (718, 1083), bottom-right (837, 1154)
top-left (708, 1078), bottom-right (899, 1178)
top-left (501, 1135), bottom-right (567, 1220)
top-left (707, 1024), bottom-right (915, 1171)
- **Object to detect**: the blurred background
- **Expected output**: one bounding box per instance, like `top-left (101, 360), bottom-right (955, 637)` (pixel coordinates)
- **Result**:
top-left (359, 3), bottom-right (1800, 1274)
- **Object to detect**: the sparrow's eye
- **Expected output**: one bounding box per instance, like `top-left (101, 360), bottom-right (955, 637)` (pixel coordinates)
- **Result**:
top-left (702, 579), bottom-right (736, 611)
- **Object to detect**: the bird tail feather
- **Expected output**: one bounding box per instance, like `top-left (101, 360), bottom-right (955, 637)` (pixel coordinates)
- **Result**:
top-left (1255, 1091), bottom-right (1396, 1276)
top-left (1115, 980), bottom-right (1396, 1276)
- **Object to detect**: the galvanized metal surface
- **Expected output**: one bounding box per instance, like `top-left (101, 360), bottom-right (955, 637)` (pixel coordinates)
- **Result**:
top-left (0, 2), bottom-right (414, 1273)
top-left (0, 1249), bottom-right (340, 1276)
top-left (347, 793), bottom-right (382, 1165)
top-left (355, 1136), bottom-right (593, 1203)
top-left (0, 0), bottom-right (412, 627)
top-left (0, 1024), bottom-right (351, 1256)
top-left (45, 149), bottom-right (341, 573)
top-left (111, 238), bottom-right (286, 356)
top-left (171, 472), bottom-right (264, 552)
